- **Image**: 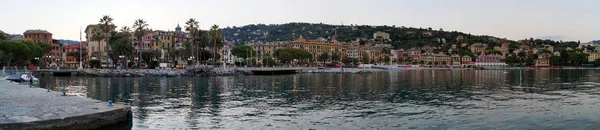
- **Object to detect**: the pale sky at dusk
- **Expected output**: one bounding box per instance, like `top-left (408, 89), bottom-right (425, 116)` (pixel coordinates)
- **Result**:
top-left (1, 0), bottom-right (598, 42)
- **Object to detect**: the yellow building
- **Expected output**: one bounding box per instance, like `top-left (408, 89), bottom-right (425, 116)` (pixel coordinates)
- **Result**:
top-left (248, 42), bottom-right (286, 57)
top-left (588, 53), bottom-right (600, 62)
top-left (152, 30), bottom-right (174, 52)
top-left (288, 36), bottom-right (342, 60)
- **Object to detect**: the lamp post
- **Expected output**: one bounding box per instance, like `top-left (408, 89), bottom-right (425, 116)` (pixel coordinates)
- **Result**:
top-left (134, 57), bottom-right (139, 68)
top-left (118, 55), bottom-right (124, 68)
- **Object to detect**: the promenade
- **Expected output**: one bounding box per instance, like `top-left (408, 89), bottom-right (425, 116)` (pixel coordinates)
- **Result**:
top-left (0, 80), bottom-right (130, 129)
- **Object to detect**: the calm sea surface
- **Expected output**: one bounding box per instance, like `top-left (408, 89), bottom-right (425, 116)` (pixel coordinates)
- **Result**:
top-left (38, 70), bottom-right (600, 129)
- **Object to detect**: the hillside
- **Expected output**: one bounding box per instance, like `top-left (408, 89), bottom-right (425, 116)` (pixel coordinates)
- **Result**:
top-left (222, 22), bottom-right (515, 49)
top-left (56, 39), bottom-right (80, 45)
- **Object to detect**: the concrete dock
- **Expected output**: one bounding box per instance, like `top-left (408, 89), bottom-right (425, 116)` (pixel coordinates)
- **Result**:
top-left (0, 80), bottom-right (130, 130)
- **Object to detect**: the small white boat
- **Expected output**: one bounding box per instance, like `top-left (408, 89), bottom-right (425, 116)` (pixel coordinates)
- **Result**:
top-left (20, 74), bottom-right (39, 81)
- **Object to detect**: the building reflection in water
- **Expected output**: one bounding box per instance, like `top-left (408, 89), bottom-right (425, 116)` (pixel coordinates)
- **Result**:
top-left (35, 69), bottom-right (596, 129)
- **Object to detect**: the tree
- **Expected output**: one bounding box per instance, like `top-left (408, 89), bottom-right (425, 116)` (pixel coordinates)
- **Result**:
top-left (550, 55), bottom-right (560, 65)
top-left (383, 56), bottom-right (391, 64)
top-left (67, 51), bottom-right (88, 62)
top-left (98, 15), bottom-right (114, 62)
top-left (331, 52), bottom-right (341, 62)
top-left (0, 40), bottom-right (51, 66)
top-left (108, 32), bottom-right (134, 66)
top-left (362, 52), bottom-right (370, 64)
top-left (133, 19), bottom-right (148, 67)
top-left (89, 60), bottom-right (101, 68)
top-left (119, 26), bottom-right (132, 38)
top-left (586, 45), bottom-right (596, 52)
top-left (262, 56), bottom-right (277, 67)
top-left (518, 51), bottom-right (526, 58)
top-left (0, 32), bottom-right (6, 40)
top-left (209, 24), bottom-right (223, 65)
top-left (318, 53), bottom-right (330, 64)
top-left (485, 50), bottom-right (502, 55)
top-left (185, 18), bottom-right (199, 64)
top-left (231, 45), bottom-right (256, 58)
top-left (274, 48), bottom-right (312, 63)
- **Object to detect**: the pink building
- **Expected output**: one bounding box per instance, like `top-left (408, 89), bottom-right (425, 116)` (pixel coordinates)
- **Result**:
top-left (135, 32), bottom-right (153, 50)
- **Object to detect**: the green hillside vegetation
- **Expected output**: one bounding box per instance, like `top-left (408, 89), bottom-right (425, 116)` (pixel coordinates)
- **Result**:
top-left (223, 22), bottom-right (516, 49)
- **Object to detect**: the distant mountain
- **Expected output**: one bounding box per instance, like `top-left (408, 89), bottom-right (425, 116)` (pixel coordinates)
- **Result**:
top-left (591, 40), bottom-right (600, 45)
top-left (56, 39), bottom-right (80, 45)
top-left (0, 30), bottom-right (4, 33)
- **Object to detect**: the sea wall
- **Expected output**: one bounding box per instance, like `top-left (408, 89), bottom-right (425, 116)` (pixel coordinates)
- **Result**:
top-left (81, 69), bottom-right (252, 77)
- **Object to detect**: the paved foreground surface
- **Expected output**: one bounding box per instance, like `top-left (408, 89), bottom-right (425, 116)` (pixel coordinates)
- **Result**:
top-left (0, 80), bottom-right (129, 129)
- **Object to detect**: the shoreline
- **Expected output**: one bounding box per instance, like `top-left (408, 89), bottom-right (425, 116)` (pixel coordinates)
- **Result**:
top-left (31, 67), bottom-right (600, 77)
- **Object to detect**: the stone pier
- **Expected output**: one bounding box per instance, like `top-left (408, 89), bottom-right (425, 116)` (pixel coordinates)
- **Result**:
top-left (0, 80), bottom-right (131, 130)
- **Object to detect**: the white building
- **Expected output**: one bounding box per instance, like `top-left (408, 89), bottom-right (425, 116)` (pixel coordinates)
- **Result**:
top-left (221, 41), bottom-right (237, 65)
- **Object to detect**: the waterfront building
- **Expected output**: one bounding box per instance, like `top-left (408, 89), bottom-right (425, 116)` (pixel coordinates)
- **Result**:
top-left (23, 29), bottom-right (52, 44)
top-left (152, 30), bottom-right (173, 52)
top-left (23, 30), bottom-right (60, 65)
top-left (288, 36), bottom-right (342, 60)
top-left (64, 42), bottom-right (87, 68)
top-left (461, 55), bottom-right (474, 67)
top-left (221, 41), bottom-right (237, 65)
top-left (390, 49), bottom-right (399, 64)
top-left (534, 54), bottom-right (551, 67)
top-left (248, 41), bottom-right (286, 57)
top-left (134, 31), bottom-right (153, 51)
top-left (588, 52), bottom-right (600, 62)
top-left (451, 54), bottom-right (461, 66)
top-left (173, 24), bottom-right (186, 50)
top-left (85, 24), bottom-right (115, 64)
top-left (45, 40), bottom-right (64, 67)
top-left (474, 54), bottom-right (507, 67)
top-left (345, 40), bottom-right (362, 59)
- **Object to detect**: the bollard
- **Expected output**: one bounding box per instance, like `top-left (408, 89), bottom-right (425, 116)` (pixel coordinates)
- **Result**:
top-left (108, 100), bottom-right (114, 107)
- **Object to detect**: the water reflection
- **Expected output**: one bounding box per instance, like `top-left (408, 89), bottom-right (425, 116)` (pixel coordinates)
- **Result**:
top-left (38, 70), bottom-right (600, 129)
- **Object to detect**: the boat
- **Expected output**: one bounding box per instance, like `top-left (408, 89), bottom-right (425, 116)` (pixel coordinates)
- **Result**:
top-left (4, 73), bottom-right (39, 83)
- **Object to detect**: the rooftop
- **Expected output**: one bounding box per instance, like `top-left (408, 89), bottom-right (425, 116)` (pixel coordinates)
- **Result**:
top-left (24, 29), bottom-right (52, 34)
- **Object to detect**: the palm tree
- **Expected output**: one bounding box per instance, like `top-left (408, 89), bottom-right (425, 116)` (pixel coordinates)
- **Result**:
top-left (194, 29), bottom-right (207, 63)
top-left (91, 28), bottom-right (105, 53)
top-left (133, 19), bottom-right (148, 67)
top-left (185, 18), bottom-right (199, 64)
top-left (119, 26), bottom-right (132, 38)
top-left (108, 32), bottom-right (134, 68)
top-left (209, 24), bottom-right (223, 65)
top-left (98, 15), bottom-right (114, 62)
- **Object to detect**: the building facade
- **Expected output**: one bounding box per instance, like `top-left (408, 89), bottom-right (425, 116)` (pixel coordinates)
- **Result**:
top-left (64, 42), bottom-right (88, 68)
top-left (288, 36), bottom-right (342, 60)
top-left (23, 30), bottom-right (52, 44)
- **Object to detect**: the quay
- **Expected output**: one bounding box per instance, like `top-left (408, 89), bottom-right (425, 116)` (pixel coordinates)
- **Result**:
top-left (241, 67), bottom-right (320, 75)
top-left (0, 80), bottom-right (131, 129)
top-left (32, 69), bottom-right (82, 76)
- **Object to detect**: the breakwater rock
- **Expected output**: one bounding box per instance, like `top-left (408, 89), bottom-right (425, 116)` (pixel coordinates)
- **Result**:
top-left (82, 69), bottom-right (189, 77)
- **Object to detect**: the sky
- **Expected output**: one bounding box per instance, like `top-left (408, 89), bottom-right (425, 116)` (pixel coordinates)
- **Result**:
top-left (1, 0), bottom-right (599, 42)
